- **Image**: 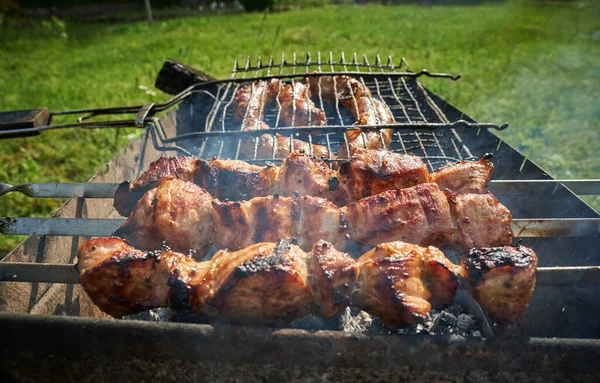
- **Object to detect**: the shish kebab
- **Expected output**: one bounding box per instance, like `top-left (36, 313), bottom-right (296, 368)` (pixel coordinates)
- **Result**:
top-left (114, 179), bottom-right (512, 259)
top-left (114, 148), bottom-right (493, 216)
top-left (77, 237), bottom-right (537, 328)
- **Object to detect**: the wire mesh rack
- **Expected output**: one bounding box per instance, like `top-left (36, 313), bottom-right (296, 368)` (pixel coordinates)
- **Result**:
top-left (155, 52), bottom-right (505, 170)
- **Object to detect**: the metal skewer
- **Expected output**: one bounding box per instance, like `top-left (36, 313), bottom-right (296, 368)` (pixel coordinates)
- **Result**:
top-left (2, 179), bottom-right (600, 199)
top-left (1, 217), bottom-right (598, 238)
top-left (1, 261), bottom-right (597, 286)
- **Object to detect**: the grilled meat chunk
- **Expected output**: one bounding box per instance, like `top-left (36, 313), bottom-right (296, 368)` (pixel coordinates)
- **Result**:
top-left (114, 150), bottom-right (492, 216)
top-left (194, 158), bottom-right (278, 201)
top-left (233, 79), bottom-right (279, 131)
top-left (78, 238), bottom-right (468, 328)
top-left (114, 156), bottom-right (196, 216)
top-left (307, 74), bottom-right (393, 155)
top-left (307, 75), bottom-right (372, 101)
top-left (277, 81), bottom-right (326, 127)
top-left (343, 183), bottom-right (456, 250)
top-left (240, 133), bottom-right (333, 160)
top-left (431, 157), bottom-right (494, 194)
top-left (116, 180), bottom-right (512, 255)
top-left (204, 241), bottom-right (315, 325)
top-left (233, 79), bottom-right (328, 158)
top-left (450, 192), bottom-right (513, 251)
top-left (77, 237), bottom-right (208, 317)
top-left (336, 148), bottom-right (429, 202)
top-left (353, 242), bottom-right (461, 328)
top-left (115, 179), bottom-right (215, 258)
top-left (461, 246), bottom-right (538, 323)
top-left (211, 194), bottom-right (346, 251)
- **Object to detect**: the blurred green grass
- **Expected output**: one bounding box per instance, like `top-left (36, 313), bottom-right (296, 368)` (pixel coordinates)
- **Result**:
top-left (1, 0), bottom-right (599, 256)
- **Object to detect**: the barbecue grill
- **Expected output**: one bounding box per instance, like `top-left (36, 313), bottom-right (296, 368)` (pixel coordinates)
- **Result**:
top-left (1, 52), bottom-right (599, 382)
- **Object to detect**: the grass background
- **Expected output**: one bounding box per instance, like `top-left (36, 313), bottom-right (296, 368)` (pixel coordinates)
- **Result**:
top-left (1, 0), bottom-right (599, 256)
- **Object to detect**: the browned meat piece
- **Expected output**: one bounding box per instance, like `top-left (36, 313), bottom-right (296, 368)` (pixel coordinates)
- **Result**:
top-left (336, 148), bottom-right (429, 204)
top-left (430, 157), bottom-right (494, 194)
top-left (307, 74), bottom-right (393, 156)
top-left (308, 240), bottom-right (357, 317)
top-left (307, 75), bottom-right (372, 101)
top-left (204, 241), bottom-right (315, 325)
top-left (344, 97), bottom-right (394, 126)
top-left (353, 242), bottom-right (460, 328)
top-left (277, 81), bottom-right (326, 127)
top-left (211, 194), bottom-right (346, 252)
top-left (276, 151), bottom-right (339, 201)
top-left (77, 238), bottom-right (466, 328)
top-left (450, 192), bottom-right (513, 251)
top-left (115, 179), bottom-right (215, 258)
top-left (340, 98), bottom-right (394, 155)
top-left (239, 133), bottom-right (333, 160)
top-left (338, 128), bottom-right (394, 159)
top-left (77, 236), bottom-right (207, 317)
top-left (343, 183), bottom-right (456, 250)
top-left (233, 79), bottom-right (280, 131)
top-left (194, 158), bottom-right (278, 201)
top-left (461, 246), bottom-right (537, 323)
top-left (113, 156), bottom-right (197, 217)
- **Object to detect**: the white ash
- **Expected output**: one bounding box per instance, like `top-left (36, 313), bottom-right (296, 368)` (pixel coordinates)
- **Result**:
top-left (124, 304), bottom-right (483, 337)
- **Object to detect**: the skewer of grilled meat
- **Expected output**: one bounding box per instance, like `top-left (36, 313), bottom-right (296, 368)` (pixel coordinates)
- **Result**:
top-left (115, 179), bottom-right (512, 258)
top-left (113, 151), bottom-right (493, 217)
top-left (78, 237), bottom-right (536, 327)
top-left (307, 74), bottom-right (394, 155)
top-left (77, 237), bottom-right (461, 328)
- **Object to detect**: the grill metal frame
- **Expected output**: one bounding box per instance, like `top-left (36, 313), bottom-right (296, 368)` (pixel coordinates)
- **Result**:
top-left (1, 54), bottom-right (600, 379)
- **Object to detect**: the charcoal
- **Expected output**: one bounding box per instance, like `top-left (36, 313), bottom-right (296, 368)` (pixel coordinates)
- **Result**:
top-left (339, 307), bottom-right (377, 334)
top-left (457, 314), bottom-right (474, 332)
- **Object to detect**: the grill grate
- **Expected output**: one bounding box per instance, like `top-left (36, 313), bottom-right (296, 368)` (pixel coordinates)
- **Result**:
top-left (163, 53), bottom-right (481, 170)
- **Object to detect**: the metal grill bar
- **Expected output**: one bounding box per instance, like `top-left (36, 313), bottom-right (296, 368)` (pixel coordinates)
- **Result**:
top-left (2, 217), bottom-right (598, 238)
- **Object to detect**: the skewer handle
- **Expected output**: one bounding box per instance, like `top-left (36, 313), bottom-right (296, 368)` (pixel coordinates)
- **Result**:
top-left (0, 108), bottom-right (50, 139)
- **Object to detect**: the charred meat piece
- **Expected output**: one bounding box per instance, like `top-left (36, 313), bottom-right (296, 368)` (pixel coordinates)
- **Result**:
top-left (461, 246), bottom-right (538, 323)
top-left (431, 157), bottom-right (494, 194)
top-left (113, 156), bottom-right (197, 217)
top-left (203, 241), bottom-right (315, 325)
top-left (338, 97), bottom-right (395, 157)
top-left (194, 158), bottom-right (278, 201)
top-left (77, 238), bottom-right (465, 328)
top-left (353, 242), bottom-right (461, 328)
top-left (233, 79), bottom-right (327, 158)
top-left (77, 237), bottom-right (207, 318)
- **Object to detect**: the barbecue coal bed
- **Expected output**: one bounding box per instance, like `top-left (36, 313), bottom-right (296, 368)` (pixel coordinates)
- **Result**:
top-left (1, 53), bottom-right (599, 382)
